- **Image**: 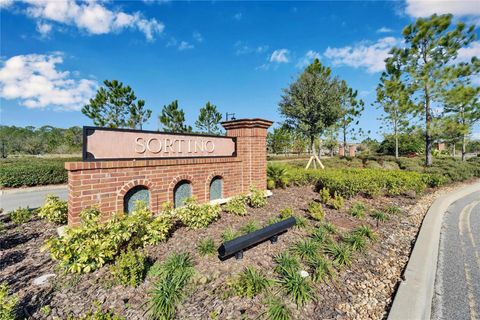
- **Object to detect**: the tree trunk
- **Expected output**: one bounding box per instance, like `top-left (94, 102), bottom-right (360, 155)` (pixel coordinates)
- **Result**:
top-left (394, 123), bottom-right (399, 159)
top-left (425, 85), bottom-right (433, 166)
top-left (452, 144), bottom-right (456, 157)
top-left (462, 134), bottom-right (466, 161)
top-left (343, 126), bottom-right (347, 150)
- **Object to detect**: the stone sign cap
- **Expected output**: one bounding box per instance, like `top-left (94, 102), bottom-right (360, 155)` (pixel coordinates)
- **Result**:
top-left (83, 126), bottom-right (237, 161)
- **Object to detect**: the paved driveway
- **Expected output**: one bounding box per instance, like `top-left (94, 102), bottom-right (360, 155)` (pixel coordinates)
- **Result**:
top-left (432, 191), bottom-right (480, 319)
top-left (0, 185), bottom-right (68, 213)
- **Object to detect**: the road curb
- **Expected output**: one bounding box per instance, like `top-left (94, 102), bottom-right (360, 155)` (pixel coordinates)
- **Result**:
top-left (0, 184), bottom-right (67, 196)
top-left (388, 182), bottom-right (480, 320)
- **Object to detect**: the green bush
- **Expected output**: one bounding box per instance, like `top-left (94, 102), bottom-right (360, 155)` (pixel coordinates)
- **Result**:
top-left (148, 252), bottom-right (195, 320)
top-left (0, 159), bottom-right (71, 187)
top-left (230, 267), bottom-right (271, 298)
top-left (197, 237), bottom-right (216, 256)
top-left (248, 187), bottom-right (268, 208)
top-left (223, 195), bottom-right (248, 216)
top-left (328, 192), bottom-right (344, 210)
top-left (267, 164), bottom-right (290, 189)
top-left (319, 187), bottom-right (330, 204)
top-left (241, 220), bottom-right (260, 234)
top-left (43, 203), bottom-right (173, 274)
top-left (324, 242), bottom-right (352, 267)
top-left (37, 194), bottom-right (68, 224)
top-left (9, 207), bottom-right (32, 224)
top-left (277, 266), bottom-right (313, 307)
top-left (307, 201), bottom-right (324, 221)
top-left (110, 248), bottom-right (147, 287)
top-left (221, 228), bottom-right (240, 242)
top-left (68, 303), bottom-right (123, 320)
top-left (279, 207), bottom-right (294, 219)
top-left (348, 202), bottom-right (366, 219)
top-left (0, 283), bottom-right (17, 320)
top-left (306, 254), bottom-right (335, 283)
top-left (265, 297), bottom-right (292, 320)
top-left (175, 198), bottom-right (221, 230)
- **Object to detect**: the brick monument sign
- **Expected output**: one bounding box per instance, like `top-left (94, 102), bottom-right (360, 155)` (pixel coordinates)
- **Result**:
top-left (65, 118), bottom-right (273, 226)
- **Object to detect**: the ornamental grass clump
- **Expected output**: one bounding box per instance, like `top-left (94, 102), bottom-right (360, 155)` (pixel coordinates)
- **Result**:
top-left (306, 254), bottom-right (335, 283)
top-left (264, 297), bottom-right (292, 320)
top-left (279, 207), bottom-right (294, 219)
top-left (267, 164), bottom-right (290, 189)
top-left (343, 232), bottom-right (368, 252)
top-left (175, 197), bottom-right (221, 229)
top-left (110, 247), bottom-right (147, 287)
top-left (241, 220), bottom-right (260, 234)
top-left (148, 252), bottom-right (195, 320)
top-left (353, 225), bottom-right (377, 241)
top-left (370, 210), bottom-right (390, 227)
top-left (248, 187), bottom-right (268, 208)
top-left (307, 201), bottom-right (324, 221)
top-left (348, 202), bottom-right (366, 219)
top-left (197, 237), bottom-right (216, 256)
top-left (291, 239), bottom-right (319, 261)
top-left (223, 195), bottom-right (248, 216)
top-left (9, 207), bottom-right (32, 224)
top-left (37, 194), bottom-right (68, 224)
top-left (231, 267), bottom-right (272, 298)
top-left (324, 242), bottom-right (352, 267)
top-left (43, 202), bottom-right (174, 274)
top-left (221, 228), bottom-right (240, 242)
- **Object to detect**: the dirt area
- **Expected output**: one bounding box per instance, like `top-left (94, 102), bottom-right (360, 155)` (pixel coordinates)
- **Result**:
top-left (0, 181), bottom-right (476, 319)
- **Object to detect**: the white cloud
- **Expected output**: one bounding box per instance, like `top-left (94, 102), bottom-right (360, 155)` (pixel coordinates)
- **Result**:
top-left (324, 37), bottom-right (401, 73)
top-left (270, 49), bottom-right (290, 63)
top-left (296, 50), bottom-right (321, 68)
top-left (456, 41), bottom-right (480, 63)
top-left (178, 41), bottom-right (194, 51)
top-left (377, 27), bottom-right (393, 33)
top-left (233, 12), bottom-right (242, 21)
top-left (234, 41), bottom-right (268, 55)
top-left (193, 31), bottom-right (203, 43)
top-left (36, 22), bottom-right (52, 37)
top-left (5, 0), bottom-right (165, 41)
top-left (0, 0), bottom-right (13, 8)
top-left (0, 53), bottom-right (97, 111)
top-left (404, 0), bottom-right (480, 18)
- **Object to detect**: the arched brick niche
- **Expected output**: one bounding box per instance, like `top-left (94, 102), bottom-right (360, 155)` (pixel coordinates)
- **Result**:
top-left (117, 179), bottom-right (156, 215)
top-left (205, 171), bottom-right (225, 201)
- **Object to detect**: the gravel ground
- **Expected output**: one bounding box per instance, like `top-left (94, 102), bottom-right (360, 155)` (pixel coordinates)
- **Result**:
top-left (0, 180), bottom-right (477, 319)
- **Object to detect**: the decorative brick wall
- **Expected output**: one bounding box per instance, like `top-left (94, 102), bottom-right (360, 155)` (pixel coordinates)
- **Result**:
top-left (65, 118), bottom-right (272, 226)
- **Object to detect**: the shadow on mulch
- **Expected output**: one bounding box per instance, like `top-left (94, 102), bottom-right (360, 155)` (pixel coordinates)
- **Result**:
top-left (0, 232), bottom-right (40, 250)
top-left (0, 250), bottom-right (26, 271)
top-left (17, 286), bottom-right (54, 319)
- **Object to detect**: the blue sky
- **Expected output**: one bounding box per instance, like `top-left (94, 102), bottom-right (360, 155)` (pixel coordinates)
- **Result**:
top-left (1, 0), bottom-right (479, 141)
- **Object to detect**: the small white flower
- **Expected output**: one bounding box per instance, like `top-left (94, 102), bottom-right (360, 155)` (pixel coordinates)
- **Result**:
top-left (299, 270), bottom-right (309, 278)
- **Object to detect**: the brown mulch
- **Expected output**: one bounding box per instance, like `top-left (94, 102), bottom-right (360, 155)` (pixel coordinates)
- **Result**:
top-left (0, 182), bottom-right (474, 319)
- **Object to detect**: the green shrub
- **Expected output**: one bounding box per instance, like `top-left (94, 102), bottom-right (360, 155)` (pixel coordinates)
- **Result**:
top-left (197, 237), bottom-right (216, 256)
top-left (37, 194), bottom-right (68, 224)
top-left (307, 201), bottom-right (324, 221)
top-left (353, 225), bottom-right (377, 241)
top-left (306, 254), bottom-right (335, 283)
top-left (230, 267), bottom-right (271, 298)
top-left (241, 220), bottom-right (260, 234)
top-left (0, 160), bottom-right (68, 187)
top-left (321, 222), bottom-right (338, 235)
top-left (310, 227), bottom-right (332, 245)
top-left (328, 192), bottom-right (344, 210)
top-left (67, 302), bottom-right (123, 320)
top-left (370, 210), bottom-right (389, 226)
top-left (0, 283), bottom-right (17, 320)
top-left (385, 205), bottom-right (402, 215)
top-left (278, 266), bottom-right (314, 307)
top-left (348, 202), bottom-right (366, 219)
top-left (267, 164), bottom-right (289, 189)
top-left (248, 187), bottom-right (268, 208)
top-left (148, 252), bottom-right (195, 320)
top-left (274, 252), bottom-right (300, 275)
top-left (221, 228), bottom-right (240, 242)
top-left (324, 242), bottom-right (352, 267)
top-left (279, 207), bottom-right (294, 219)
top-left (43, 203), bottom-right (173, 273)
top-left (319, 187), bottom-right (330, 204)
top-left (291, 239), bottom-right (319, 261)
top-left (265, 297), bottom-right (292, 320)
top-left (223, 195), bottom-right (248, 216)
top-left (343, 232), bottom-right (367, 252)
top-left (294, 216), bottom-right (308, 229)
top-left (175, 198), bottom-right (221, 230)
top-left (9, 207), bottom-right (32, 224)
top-left (110, 248), bottom-right (147, 287)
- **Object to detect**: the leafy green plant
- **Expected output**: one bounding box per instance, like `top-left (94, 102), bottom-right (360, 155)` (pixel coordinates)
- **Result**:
top-left (328, 192), bottom-right (344, 210)
top-left (310, 227), bottom-right (332, 245)
top-left (307, 201), bottom-right (325, 221)
top-left (370, 210), bottom-right (390, 227)
top-left (148, 252), bottom-right (195, 320)
top-left (9, 207), bottom-right (32, 224)
top-left (321, 222), bottom-right (338, 235)
top-left (279, 207), bottom-right (294, 219)
top-left (324, 242), bottom-right (352, 267)
top-left (306, 254), bottom-right (335, 283)
top-left (385, 205), bottom-right (402, 215)
top-left (197, 237), bottom-right (216, 256)
top-left (70, 301), bottom-right (124, 320)
top-left (265, 297), bottom-right (292, 320)
top-left (175, 198), bottom-right (221, 229)
top-left (293, 216), bottom-right (308, 229)
top-left (343, 232), bottom-right (367, 252)
top-left (37, 194), bottom-right (68, 224)
top-left (231, 267), bottom-right (271, 298)
top-left (278, 267), bottom-right (314, 307)
top-left (0, 283), bottom-right (17, 320)
top-left (348, 202), bottom-right (366, 219)
top-left (43, 203), bottom-right (173, 274)
top-left (319, 187), bottom-right (331, 204)
top-left (40, 305), bottom-right (51, 316)
top-left (223, 195), bottom-right (248, 216)
top-left (0, 221), bottom-right (5, 234)
top-left (291, 239), bottom-right (319, 261)
top-left (267, 164), bottom-right (290, 189)
top-left (248, 187), bottom-right (268, 208)
top-left (353, 225), bottom-right (377, 241)
top-left (241, 220), bottom-right (260, 234)
top-left (274, 252), bottom-right (300, 275)
top-left (110, 248), bottom-right (147, 287)
top-left (221, 228), bottom-right (240, 242)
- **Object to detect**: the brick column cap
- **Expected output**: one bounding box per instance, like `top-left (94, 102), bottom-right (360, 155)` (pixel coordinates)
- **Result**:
top-left (221, 118), bottom-right (273, 130)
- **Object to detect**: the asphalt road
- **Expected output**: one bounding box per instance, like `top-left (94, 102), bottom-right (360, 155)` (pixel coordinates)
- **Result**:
top-left (0, 185), bottom-right (68, 213)
top-left (432, 191), bottom-right (480, 320)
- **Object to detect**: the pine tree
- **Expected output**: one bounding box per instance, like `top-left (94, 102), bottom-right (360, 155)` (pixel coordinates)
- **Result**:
top-left (195, 102), bottom-right (222, 134)
top-left (338, 80), bottom-right (364, 150)
top-left (159, 100), bottom-right (192, 133)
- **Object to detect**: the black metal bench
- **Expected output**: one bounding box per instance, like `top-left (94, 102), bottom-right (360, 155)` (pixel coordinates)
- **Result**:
top-left (217, 217), bottom-right (296, 260)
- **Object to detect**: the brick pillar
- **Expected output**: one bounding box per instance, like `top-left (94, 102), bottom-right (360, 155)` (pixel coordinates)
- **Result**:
top-left (349, 145), bottom-right (357, 157)
top-left (339, 146), bottom-right (345, 157)
top-left (221, 118), bottom-right (273, 192)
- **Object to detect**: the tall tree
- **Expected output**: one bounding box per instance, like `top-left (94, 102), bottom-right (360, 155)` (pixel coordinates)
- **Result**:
top-left (442, 84), bottom-right (480, 161)
top-left (279, 59), bottom-right (342, 156)
top-left (267, 127), bottom-right (292, 154)
top-left (82, 80), bottom-right (151, 129)
top-left (376, 58), bottom-right (412, 159)
top-left (159, 100), bottom-right (192, 133)
top-left (195, 102), bottom-right (222, 134)
top-left (338, 80), bottom-right (364, 150)
top-left (390, 14), bottom-right (476, 166)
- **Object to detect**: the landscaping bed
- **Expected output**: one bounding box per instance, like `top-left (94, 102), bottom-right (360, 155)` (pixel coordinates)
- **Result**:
top-left (1, 179), bottom-right (476, 319)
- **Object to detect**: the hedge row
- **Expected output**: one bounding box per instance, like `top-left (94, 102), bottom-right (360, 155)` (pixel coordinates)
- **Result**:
top-left (0, 161), bottom-right (68, 187)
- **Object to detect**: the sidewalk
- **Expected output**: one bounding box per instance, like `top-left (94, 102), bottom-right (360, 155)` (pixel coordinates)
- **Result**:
top-left (0, 185), bottom-right (67, 213)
